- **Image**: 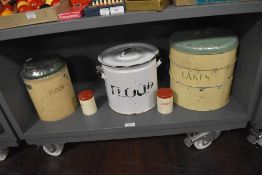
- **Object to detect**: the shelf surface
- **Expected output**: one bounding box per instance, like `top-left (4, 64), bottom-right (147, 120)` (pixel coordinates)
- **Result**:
top-left (24, 93), bottom-right (247, 141)
top-left (1, 1), bottom-right (262, 41)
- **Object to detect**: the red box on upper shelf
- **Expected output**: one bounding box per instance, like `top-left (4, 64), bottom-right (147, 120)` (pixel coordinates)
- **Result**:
top-left (58, 5), bottom-right (86, 20)
top-left (58, 0), bottom-right (91, 21)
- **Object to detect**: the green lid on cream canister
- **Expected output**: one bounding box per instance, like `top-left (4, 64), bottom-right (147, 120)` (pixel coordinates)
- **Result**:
top-left (170, 28), bottom-right (239, 55)
top-left (21, 55), bottom-right (66, 80)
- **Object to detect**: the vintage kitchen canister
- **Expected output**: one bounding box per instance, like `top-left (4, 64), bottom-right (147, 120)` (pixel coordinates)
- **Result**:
top-left (21, 55), bottom-right (78, 122)
top-left (78, 90), bottom-right (97, 116)
top-left (169, 28), bottom-right (239, 111)
top-left (157, 88), bottom-right (173, 115)
top-left (97, 43), bottom-right (161, 115)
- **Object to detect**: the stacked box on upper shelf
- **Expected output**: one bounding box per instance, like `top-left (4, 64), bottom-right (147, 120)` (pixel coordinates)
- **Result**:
top-left (0, 0), bottom-right (70, 29)
top-left (174, 0), bottom-right (254, 6)
top-left (84, 0), bottom-right (125, 17)
top-left (125, 0), bottom-right (170, 11)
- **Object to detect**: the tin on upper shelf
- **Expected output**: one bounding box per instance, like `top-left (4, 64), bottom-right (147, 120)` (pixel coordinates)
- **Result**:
top-left (169, 28), bottom-right (239, 111)
top-left (173, 0), bottom-right (249, 6)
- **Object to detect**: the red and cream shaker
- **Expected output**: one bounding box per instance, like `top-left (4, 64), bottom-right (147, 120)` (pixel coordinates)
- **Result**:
top-left (157, 88), bottom-right (173, 114)
top-left (78, 90), bottom-right (97, 116)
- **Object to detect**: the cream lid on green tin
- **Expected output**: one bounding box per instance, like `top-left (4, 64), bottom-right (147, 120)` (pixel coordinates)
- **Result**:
top-left (170, 28), bottom-right (239, 55)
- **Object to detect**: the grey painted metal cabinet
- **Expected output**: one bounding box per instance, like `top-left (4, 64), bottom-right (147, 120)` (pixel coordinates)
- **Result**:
top-left (0, 108), bottom-right (18, 147)
top-left (0, 104), bottom-right (19, 160)
top-left (251, 91), bottom-right (262, 130)
top-left (1, 1), bottom-right (262, 154)
top-left (247, 84), bottom-right (262, 145)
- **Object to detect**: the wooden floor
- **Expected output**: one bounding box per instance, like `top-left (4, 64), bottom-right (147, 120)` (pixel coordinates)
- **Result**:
top-left (0, 128), bottom-right (262, 175)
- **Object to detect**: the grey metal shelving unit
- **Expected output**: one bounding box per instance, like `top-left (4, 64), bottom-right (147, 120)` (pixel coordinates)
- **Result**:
top-left (1, 1), bottom-right (262, 154)
top-left (247, 84), bottom-right (262, 146)
top-left (250, 89), bottom-right (262, 130)
top-left (0, 99), bottom-right (19, 160)
top-left (0, 114), bottom-right (18, 147)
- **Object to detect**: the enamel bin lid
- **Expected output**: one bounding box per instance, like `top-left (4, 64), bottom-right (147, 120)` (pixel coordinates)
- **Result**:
top-left (98, 43), bottom-right (159, 68)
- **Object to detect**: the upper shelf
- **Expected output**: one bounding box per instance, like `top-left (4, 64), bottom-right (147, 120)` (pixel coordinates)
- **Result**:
top-left (0, 1), bottom-right (262, 41)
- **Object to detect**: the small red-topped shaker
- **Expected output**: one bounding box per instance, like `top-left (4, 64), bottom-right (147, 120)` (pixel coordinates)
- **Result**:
top-left (157, 88), bottom-right (173, 115)
top-left (78, 90), bottom-right (97, 116)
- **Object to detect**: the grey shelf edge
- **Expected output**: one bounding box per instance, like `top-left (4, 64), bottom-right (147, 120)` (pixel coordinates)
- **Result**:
top-left (1, 1), bottom-right (262, 41)
top-left (25, 121), bottom-right (246, 145)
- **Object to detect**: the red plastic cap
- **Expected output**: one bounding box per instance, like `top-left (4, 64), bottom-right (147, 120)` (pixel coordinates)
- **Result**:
top-left (78, 90), bottom-right (94, 101)
top-left (157, 88), bottom-right (173, 99)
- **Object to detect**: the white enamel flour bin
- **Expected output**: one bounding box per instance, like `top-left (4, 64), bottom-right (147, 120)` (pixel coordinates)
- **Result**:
top-left (97, 43), bottom-right (161, 115)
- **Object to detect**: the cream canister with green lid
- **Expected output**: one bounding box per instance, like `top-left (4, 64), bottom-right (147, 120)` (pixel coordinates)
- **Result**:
top-left (169, 28), bottom-right (239, 111)
top-left (21, 55), bottom-right (78, 122)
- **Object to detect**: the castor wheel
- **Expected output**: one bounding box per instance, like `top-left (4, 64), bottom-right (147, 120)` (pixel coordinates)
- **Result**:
top-left (193, 140), bottom-right (213, 150)
top-left (0, 147), bottom-right (9, 161)
top-left (247, 129), bottom-right (262, 146)
top-left (43, 144), bottom-right (64, 156)
top-left (258, 139), bottom-right (262, 146)
top-left (184, 131), bottom-right (221, 150)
